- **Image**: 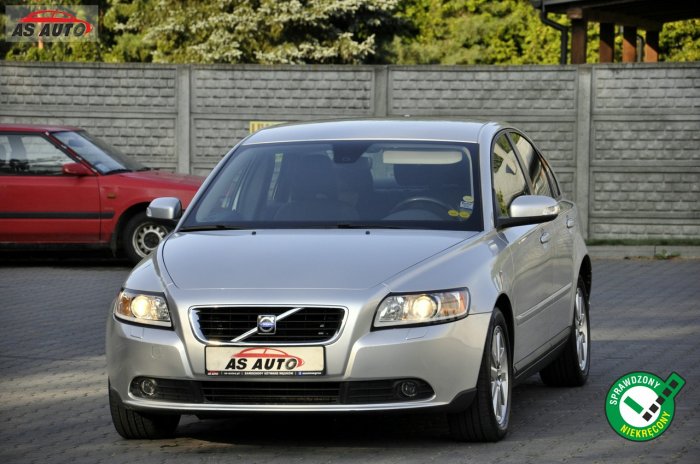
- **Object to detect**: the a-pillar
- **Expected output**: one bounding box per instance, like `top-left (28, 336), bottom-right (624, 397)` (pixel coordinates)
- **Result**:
top-left (622, 25), bottom-right (637, 62)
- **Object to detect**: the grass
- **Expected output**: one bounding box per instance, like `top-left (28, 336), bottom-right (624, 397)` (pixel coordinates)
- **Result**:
top-left (654, 249), bottom-right (681, 260)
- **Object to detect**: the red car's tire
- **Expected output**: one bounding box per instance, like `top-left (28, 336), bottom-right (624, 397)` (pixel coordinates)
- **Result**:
top-left (122, 211), bottom-right (171, 264)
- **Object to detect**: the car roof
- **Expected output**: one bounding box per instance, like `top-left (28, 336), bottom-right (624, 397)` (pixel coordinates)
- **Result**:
top-left (244, 119), bottom-right (495, 145)
top-left (0, 123), bottom-right (81, 133)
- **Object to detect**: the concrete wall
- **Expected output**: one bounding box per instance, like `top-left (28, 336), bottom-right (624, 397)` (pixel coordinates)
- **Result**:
top-left (589, 66), bottom-right (700, 240)
top-left (1, 61), bottom-right (698, 240)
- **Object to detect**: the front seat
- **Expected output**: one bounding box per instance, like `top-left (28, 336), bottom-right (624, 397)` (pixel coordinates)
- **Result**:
top-left (274, 155), bottom-right (358, 222)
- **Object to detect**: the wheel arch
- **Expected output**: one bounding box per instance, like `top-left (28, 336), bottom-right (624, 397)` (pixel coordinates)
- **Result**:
top-left (494, 294), bottom-right (514, 359)
top-left (110, 202), bottom-right (149, 255)
top-left (578, 255), bottom-right (592, 300)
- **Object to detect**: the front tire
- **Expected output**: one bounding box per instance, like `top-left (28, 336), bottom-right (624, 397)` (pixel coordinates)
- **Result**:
top-left (122, 211), bottom-right (171, 264)
top-left (109, 388), bottom-right (180, 439)
top-left (448, 308), bottom-right (511, 442)
top-left (539, 276), bottom-right (590, 387)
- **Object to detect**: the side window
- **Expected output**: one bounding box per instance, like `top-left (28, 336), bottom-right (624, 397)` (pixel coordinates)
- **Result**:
top-left (0, 134), bottom-right (73, 176)
top-left (0, 136), bottom-right (11, 173)
top-left (510, 132), bottom-right (554, 198)
top-left (492, 134), bottom-right (528, 218)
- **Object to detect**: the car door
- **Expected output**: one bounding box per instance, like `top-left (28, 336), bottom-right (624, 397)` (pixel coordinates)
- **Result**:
top-left (510, 132), bottom-right (575, 343)
top-left (0, 132), bottom-right (101, 243)
top-left (492, 132), bottom-right (554, 369)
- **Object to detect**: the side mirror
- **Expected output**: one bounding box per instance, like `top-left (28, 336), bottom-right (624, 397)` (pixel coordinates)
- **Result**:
top-left (62, 162), bottom-right (93, 176)
top-left (497, 195), bottom-right (559, 229)
top-left (147, 197), bottom-right (182, 221)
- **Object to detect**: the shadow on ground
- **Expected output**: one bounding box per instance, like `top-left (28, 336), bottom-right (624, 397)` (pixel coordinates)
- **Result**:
top-left (0, 249), bottom-right (132, 267)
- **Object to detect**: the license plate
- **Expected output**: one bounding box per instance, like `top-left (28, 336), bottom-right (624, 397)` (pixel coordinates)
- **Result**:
top-left (206, 346), bottom-right (325, 376)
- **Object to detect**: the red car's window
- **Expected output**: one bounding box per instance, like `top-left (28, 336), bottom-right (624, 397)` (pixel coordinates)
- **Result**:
top-left (0, 134), bottom-right (73, 176)
top-left (53, 130), bottom-right (147, 174)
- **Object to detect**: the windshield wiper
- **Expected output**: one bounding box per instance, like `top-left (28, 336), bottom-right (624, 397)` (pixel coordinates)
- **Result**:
top-left (332, 223), bottom-right (405, 229)
top-left (179, 225), bottom-right (245, 232)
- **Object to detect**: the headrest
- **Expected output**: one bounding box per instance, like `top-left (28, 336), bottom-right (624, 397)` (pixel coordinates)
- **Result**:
top-left (335, 157), bottom-right (373, 194)
top-left (291, 155), bottom-right (338, 201)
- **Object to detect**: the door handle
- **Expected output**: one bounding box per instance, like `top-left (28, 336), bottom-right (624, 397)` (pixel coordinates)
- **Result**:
top-left (540, 231), bottom-right (551, 244)
top-left (566, 217), bottom-right (575, 229)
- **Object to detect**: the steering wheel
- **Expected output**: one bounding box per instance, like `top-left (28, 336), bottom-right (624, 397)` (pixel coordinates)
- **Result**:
top-left (389, 196), bottom-right (456, 217)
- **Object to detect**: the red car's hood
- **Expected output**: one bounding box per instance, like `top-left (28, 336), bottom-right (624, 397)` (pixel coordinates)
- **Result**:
top-left (120, 170), bottom-right (204, 187)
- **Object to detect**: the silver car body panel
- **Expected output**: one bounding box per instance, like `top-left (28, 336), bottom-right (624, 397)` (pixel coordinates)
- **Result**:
top-left (160, 229), bottom-right (479, 291)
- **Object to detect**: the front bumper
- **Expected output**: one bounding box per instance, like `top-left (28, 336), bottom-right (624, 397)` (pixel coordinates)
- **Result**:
top-left (106, 310), bottom-right (491, 414)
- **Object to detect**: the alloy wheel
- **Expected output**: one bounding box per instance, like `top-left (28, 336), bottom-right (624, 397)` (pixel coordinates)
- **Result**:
top-left (575, 288), bottom-right (589, 371)
top-left (490, 326), bottom-right (509, 426)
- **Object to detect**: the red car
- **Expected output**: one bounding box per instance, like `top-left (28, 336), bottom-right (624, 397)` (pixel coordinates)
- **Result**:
top-left (0, 124), bottom-right (203, 263)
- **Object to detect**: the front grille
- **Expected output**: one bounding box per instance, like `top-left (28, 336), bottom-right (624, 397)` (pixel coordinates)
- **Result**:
top-left (192, 306), bottom-right (345, 343)
top-left (129, 378), bottom-right (434, 405)
top-left (202, 381), bottom-right (341, 404)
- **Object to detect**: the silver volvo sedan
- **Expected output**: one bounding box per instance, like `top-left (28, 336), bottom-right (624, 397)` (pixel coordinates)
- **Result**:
top-left (106, 120), bottom-right (591, 442)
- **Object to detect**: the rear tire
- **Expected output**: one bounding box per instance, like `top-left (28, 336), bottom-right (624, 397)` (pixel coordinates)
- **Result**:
top-left (109, 388), bottom-right (180, 439)
top-left (448, 308), bottom-right (511, 442)
top-left (122, 211), bottom-right (171, 264)
top-left (539, 276), bottom-right (590, 387)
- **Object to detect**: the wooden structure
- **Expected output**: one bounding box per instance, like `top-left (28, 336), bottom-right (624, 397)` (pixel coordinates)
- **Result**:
top-left (532, 0), bottom-right (700, 63)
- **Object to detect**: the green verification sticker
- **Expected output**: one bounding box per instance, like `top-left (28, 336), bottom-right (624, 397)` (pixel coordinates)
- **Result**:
top-left (605, 371), bottom-right (685, 441)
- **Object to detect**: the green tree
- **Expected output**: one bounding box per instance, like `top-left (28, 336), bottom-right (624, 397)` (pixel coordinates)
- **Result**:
top-left (104, 0), bottom-right (404, 64)
top-left (390, 0), bottom-right (564, 65)
top-left (2, 0), bottom-right (699, 64)
top-left (660, 19), bottom-right (700, 62)
top-left (390, 0), bottom-right (700, 65)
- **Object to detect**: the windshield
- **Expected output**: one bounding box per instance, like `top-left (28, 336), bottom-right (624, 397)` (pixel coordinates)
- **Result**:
top-left (53, 130), bottom-right (147, 174)
top-left (182, 140), bottom-right (481, 231)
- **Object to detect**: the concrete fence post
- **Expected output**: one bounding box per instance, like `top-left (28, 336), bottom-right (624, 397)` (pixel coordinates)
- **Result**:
top-left (373, 65), bottom-right (388, 117)
top-left (574, 66), bottom-right (592, 239)
top-left (176, 65), bottom-right (191, 174)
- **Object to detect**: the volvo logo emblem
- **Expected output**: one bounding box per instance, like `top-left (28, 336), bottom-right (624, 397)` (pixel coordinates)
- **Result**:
top-left (257, 315), bottom-right (277, 334)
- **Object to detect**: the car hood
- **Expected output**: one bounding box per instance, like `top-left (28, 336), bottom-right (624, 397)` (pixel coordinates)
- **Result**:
top-left (120, 170), bottom-right (204, 187)
top-left (161, 230), bottom-right (478, 291)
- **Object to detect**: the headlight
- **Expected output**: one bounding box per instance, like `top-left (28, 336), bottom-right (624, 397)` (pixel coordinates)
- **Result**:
top-left (373, 289), bottom-right (469, 328)
top-left (114, 290), bottom-right (172, 328)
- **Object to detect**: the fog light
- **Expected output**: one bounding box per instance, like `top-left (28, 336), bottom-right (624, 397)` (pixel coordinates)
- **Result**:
top-left (398, 380), bottom-right (419, 399)
top-left (140, 378), bottom-right (157, 397)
